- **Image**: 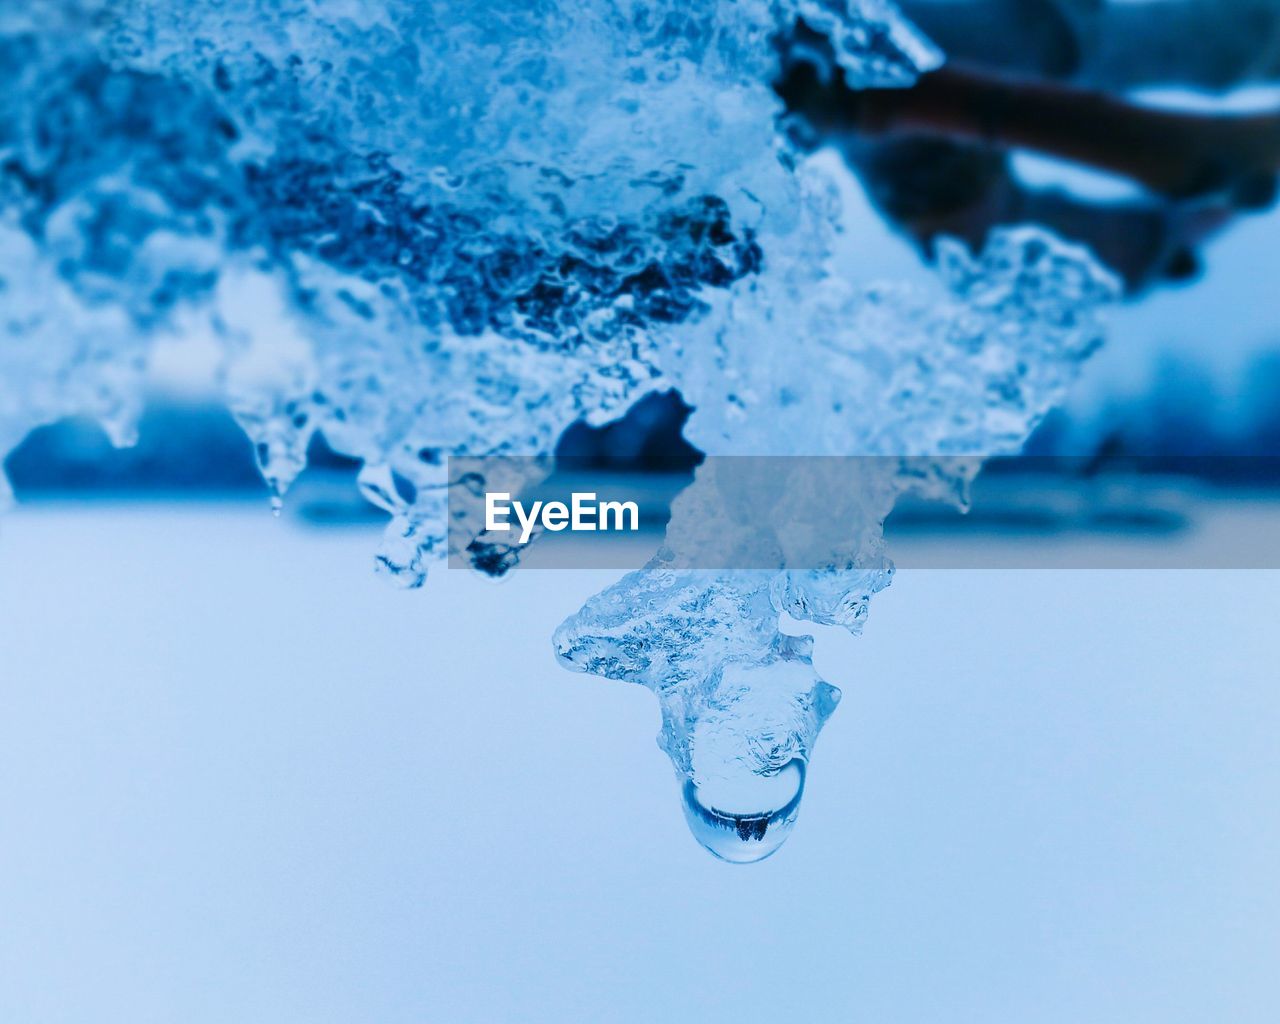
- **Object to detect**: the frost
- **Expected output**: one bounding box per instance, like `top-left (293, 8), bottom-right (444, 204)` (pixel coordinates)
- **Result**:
top-left (0, 2), bottom-right (1115, 859)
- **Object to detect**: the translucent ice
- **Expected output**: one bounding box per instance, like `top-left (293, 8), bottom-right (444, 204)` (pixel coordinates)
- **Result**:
top-left (0, 3), bottom-right (1115, 859)
top-left (0, 0), bottom-right (939, 568)
top-left (556, 227), bottom-right (1118, 860)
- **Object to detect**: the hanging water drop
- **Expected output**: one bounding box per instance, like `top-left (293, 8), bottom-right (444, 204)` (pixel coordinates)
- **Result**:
top-left (680, 759), bottom-right (806, 864)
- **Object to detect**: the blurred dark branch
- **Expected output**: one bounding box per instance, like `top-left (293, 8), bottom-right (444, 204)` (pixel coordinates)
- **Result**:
top-left (898, 0), bottom-right (1280, 92)
top-left (780, 63), bottom-right (1280, 202)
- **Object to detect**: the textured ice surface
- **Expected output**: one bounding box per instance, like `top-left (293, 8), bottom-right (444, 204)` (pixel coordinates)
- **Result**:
top-left (0, 0), bottom-right (937, 556)
top-left (557, 228), bottom-right (1118, 859)
top-left (0, 2), bottom-right (1113, 859)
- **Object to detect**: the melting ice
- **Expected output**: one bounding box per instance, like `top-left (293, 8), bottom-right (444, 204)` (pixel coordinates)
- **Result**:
top-left (0, 2), bottom-right (1115, 860)
top-left (557, 230), bottom-right (1117, 860)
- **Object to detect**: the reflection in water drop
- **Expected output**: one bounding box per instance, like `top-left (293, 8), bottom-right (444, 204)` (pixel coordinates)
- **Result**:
top-left (680, 759), bottom-right (805, 864)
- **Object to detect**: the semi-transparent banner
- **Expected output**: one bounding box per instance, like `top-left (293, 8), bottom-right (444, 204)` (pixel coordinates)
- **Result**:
top-left (445, 456), bottom-right (1280, 571)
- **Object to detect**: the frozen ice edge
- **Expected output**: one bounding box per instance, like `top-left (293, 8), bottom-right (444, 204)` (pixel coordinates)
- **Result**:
top-left (0, 1), bottom-right (1117, 860)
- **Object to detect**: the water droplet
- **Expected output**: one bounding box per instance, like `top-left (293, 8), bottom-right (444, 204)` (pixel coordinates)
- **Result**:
top-left (679, 759), bottom-right (805, 864)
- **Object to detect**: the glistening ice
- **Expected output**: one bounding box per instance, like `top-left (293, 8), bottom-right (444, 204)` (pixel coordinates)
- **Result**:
top-left (0, 1), bottom-right (1116, 860)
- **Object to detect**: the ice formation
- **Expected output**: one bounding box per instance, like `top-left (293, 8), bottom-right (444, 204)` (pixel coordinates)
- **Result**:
top-left (557, 228), bottom-right (1117, 860)
top-left (0, 0), bottom-right (938, 537)
top-left (0, 2), bottom-right (1116, 860)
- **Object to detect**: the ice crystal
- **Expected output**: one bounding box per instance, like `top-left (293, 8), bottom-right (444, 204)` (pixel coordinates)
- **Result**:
top-left (0, 2), bottom-right (1115, 859)
top-left (556, 226), bottom-right (1118, 860)
top-left (1, 0), bottom-right (936, 561)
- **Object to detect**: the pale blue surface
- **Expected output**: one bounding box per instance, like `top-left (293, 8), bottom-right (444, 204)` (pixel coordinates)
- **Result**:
top-left (1, 504), bottom-right (1276, 1022)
